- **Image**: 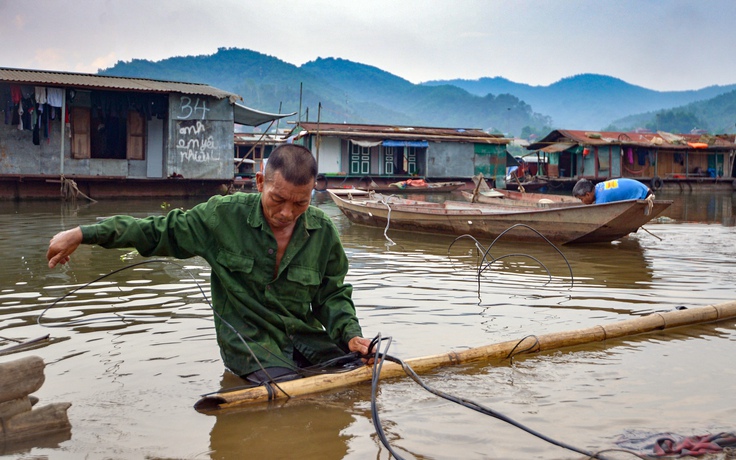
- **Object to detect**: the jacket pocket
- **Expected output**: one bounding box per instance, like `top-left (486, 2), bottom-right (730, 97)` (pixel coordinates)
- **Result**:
top-left (281, 265), bottom-right (321, 304)
top-left (216, 249), bottom-right (254, 273)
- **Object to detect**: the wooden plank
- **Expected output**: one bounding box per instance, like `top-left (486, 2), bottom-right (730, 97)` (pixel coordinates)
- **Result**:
top-left (195, 300), bottom-right (736, 412)
top-left (0, 356), bottom-right (45, 403)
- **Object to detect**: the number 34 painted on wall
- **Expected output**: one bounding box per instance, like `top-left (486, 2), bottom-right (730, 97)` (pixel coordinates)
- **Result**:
top-left (177, 97), bottom-right (210, 120)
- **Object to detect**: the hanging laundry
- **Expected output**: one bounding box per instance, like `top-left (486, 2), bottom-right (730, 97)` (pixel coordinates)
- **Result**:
top-left (46, 88), bottom-right (64, 107)
top-left (33, 113), bottom-right (40, 145)
top-left (4, 99), bottom-right (13, 125)
top-left (20, 86), bottom-right (34, 100)
top-left (637, 150), bottom-right (647, 166)
top-left (10, 85), bottom-right (22, 104)
top-left (17, 102), bottom-right (24, 130)
top-left (35, 86), bottom-right (47, 104)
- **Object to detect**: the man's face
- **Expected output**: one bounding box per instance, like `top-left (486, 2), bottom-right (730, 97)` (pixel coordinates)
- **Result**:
top-left (578, 190), bottom-right (596, 205)
top-left (256, 170), bottom-right (313, 230)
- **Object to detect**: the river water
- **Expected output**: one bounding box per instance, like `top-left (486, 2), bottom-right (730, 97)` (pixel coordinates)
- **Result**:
top-left (0, 190), bottom-right (734, 459)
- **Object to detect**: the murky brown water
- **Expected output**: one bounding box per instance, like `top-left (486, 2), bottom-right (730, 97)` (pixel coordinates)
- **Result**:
top-left (1, 190), bottom-right (734, 459)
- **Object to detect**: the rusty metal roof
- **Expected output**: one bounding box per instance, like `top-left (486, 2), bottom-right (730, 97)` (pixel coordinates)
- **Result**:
top-left (0, 67), bottom-right (241, 101)
top-left (291, 122), bottom-right (509, 144)
top-left (528, 129), bottom-right (736, 151)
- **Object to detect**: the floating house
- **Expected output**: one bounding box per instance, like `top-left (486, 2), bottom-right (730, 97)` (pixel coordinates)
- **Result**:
top-left (0, 67), bottom-right (288, 200)
top-left (526, 129), bottom-right (736, 191)
top-left (231, 130), bottom-right (288, 190)
top-left (287, 122), bottom-right (510, 189)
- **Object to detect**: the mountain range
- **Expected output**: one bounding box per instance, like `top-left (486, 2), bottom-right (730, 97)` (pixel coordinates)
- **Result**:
top-left (99, 47), bottom-right (736, 136)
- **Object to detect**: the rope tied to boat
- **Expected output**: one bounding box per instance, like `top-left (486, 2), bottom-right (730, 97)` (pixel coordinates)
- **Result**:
top-left (371, 191), bottom-right (396, 246)
top-left (644, 193), bottom-right (655, 216)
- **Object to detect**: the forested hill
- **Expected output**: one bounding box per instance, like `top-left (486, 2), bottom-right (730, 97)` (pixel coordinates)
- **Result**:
top-left (422, 75), bottom-right (736, 131)
top-left (99, 47), bottom-right (736, 134)
top-left (100, 48), bottom-right (549, 134)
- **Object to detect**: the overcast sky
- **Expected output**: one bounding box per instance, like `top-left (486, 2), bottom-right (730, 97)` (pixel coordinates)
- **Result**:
top-left (2, 0), bottom-right (734, 92)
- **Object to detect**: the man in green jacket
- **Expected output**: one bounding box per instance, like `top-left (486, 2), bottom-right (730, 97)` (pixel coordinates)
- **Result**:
top-left (47, 144), bottom-right (372, 384)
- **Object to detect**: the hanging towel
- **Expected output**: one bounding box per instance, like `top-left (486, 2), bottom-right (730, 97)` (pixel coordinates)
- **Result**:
top-left (35, 86), bottom-right (47, 104)
top-left (47, 88), bottom-right (64, 107)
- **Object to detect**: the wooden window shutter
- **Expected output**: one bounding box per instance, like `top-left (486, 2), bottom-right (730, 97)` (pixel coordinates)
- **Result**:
top-left (126, 111), bottom-right (145, 160)
top-left (70, 107), bottom-right (91, 159)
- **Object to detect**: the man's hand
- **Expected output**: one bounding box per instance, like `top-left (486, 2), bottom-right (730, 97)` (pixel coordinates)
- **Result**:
top-left (47, 227), bottom-right (83, 268)
top-left (348, 336), bottom-right (375, 364)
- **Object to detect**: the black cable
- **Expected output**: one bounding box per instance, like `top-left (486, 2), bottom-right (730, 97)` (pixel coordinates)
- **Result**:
top-left (366, 333), bottom-right (641, 460)
top-left (447, 226), bottom-right (575, 302)
top-left (368, 333), bottom-right (408, 460)
top-left (38, 259), bottom-right (323, 397)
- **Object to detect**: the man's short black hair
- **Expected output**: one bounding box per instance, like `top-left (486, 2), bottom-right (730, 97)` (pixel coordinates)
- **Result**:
top-left (265, 144), bottom-right (317, 186)
top-left (572, 178), bottom-right (594, 197)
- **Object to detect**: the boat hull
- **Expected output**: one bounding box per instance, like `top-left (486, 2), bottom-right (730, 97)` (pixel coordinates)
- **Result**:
top-left (357, 181), bottom-right (465, 193)
top-left (328, 190), bottom-right (672, 244)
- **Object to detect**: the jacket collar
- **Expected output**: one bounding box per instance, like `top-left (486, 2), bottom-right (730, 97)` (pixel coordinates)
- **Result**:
top-left (247, 193), bottom-right (322, 233)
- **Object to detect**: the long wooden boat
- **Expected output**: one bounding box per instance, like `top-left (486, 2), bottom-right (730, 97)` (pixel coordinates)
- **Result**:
top-left (505, 178), bottom-right (548, 192)
top-left (461, 188), bottom-right (581, 208)
top-left (194, 300), bottom-right (736, 412)
top-left (327, 189), bottom-right (672, 244)
top-left (357, 180), bottom-right (465, 193)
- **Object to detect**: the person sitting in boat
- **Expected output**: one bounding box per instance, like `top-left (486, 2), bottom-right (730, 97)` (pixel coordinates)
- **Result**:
top-left (46, 144), bottom-right (372, 385)
top-left (572, 178), bottom-right (652, 204)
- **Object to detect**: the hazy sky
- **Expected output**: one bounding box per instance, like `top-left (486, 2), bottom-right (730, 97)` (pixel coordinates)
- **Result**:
top-left (2, 0), bottom-right (734, 91)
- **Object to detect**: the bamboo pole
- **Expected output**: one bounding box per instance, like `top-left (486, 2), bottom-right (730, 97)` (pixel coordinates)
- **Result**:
top-left (195, 300), bottom-right (736, 412)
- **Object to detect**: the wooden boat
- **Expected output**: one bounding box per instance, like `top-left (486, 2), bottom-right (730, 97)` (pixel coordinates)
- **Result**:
top-left (461, 188), bottom-right (581, 208)
top-left (505, 177), bottom-right (549, 192)
top-left (327, 189), bottom-right (672, 244)
top-left (194, 300), bottom-right (736, 412)
top-left (357, 180), bottom-right (465, 193)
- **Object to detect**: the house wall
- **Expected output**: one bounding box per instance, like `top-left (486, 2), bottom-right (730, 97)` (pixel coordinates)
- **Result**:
top-left (315, 136), bottom-right (341, 173)
top-left (650, 150), bottom-right (727, 178)
top-left (166, 94), bottom-right (234, 179)
top-left (0, 105), bottom-right (66, 175)
top-left (61, 89), bottom-right (145, 178)
top-left (471, 143), bottom-right (506, 185)
top-left (426, 142), bottom-right (476, 177)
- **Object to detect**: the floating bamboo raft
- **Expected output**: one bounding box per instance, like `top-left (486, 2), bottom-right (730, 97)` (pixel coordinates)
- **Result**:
top-left (194, 301), bottom-right (736, 413)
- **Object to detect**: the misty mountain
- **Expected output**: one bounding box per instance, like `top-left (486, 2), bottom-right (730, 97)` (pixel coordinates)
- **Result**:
top-left (422, 74), bottom-right (736, 130)
top-left (609, 88), bottom-right (736, 133)
top-left (100, 48), bottom-right (550, 134)
top-left (99, 47), bottom-right (736, 135)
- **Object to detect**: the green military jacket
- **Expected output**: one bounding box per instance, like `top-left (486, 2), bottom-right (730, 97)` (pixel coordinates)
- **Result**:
top-left (80, 192), bottom-right (363, 376)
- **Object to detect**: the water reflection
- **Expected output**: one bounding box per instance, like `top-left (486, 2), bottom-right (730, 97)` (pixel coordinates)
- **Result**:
top-left (207, 373), bottom-right (357, 460)
top-left (658, 191), bottom-right (736, 224)
top-left (0, 192), bottom-right (735, 459)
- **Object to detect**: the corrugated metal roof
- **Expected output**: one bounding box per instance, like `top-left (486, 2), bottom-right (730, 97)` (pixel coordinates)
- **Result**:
top-left (528, 129), bottom-right (736, 151)
top-left (233, 104), bottom-right (294, 127)
top-left (540, 142), bottom-right (576, 153)
top-left (293, 122), bottom-right (509, 144)
top-left (0, 67), bottom-right (240, 101)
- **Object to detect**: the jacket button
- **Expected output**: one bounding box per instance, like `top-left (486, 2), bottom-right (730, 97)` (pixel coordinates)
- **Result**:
top-left (268, 248), bottom-right (274, 255)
